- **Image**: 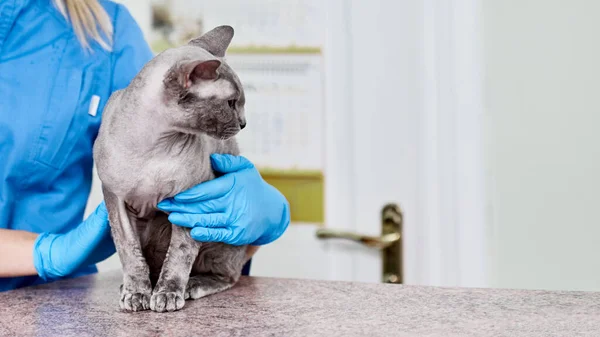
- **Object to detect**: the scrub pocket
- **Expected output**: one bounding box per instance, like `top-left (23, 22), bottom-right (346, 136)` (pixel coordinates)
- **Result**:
top-left (34, 67), bottom-right (85, 169)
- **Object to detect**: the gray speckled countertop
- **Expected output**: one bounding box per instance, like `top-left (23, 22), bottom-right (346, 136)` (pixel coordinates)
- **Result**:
top-left (1, 271), bottom-right (599, 337)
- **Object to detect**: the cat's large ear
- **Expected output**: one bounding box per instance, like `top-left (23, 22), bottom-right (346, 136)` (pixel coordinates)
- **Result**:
top-left (188, 25), bottom-right (234, 57)
top-left (166, 59), bottom-right (221, 90)
top-left (184, 59), bottom-right (221, 88)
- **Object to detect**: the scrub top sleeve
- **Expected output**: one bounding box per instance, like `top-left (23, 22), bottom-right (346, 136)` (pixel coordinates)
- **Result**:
top-left (109, 4), bottom-right (154, 93)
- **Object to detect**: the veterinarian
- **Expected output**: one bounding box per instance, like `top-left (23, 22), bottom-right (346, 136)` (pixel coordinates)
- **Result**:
top-left (0, 0), bottom-right (290, 292)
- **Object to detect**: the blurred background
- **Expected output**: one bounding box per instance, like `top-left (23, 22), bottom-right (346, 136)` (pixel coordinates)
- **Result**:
top-left (88, 0), bottom-right (600, 292)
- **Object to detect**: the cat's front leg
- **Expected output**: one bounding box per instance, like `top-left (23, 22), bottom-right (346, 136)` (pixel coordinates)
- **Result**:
top-left (150, 224), bottom-right (200, 312)
top-left (103, 188), bottom-right (152, 312)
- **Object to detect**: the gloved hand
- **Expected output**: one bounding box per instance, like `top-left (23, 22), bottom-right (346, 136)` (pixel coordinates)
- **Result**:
top-left (158, 154), bottom-right (290, 246)
top-left (33, 202), bottom-right (116, 280)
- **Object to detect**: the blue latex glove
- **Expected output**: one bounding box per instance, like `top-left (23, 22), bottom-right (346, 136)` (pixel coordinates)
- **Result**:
top-left (157, 154), bottom-right (290, 246)
top-left (33, 202), bottom-right (116, 280)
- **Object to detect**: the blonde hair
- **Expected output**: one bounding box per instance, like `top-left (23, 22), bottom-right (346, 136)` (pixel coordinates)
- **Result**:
top-left (53, 0), bottom-right (113, 51)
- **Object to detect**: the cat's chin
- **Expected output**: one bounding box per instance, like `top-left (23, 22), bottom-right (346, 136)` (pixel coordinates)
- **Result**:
top-left (207, 129), bottom-right (241, 141)
top-left (173, 128), bottom-right (237, 140)
top-left (214, 134), bottom-right (239, 141)
top-left (171, 122), bottom-right (241, 140)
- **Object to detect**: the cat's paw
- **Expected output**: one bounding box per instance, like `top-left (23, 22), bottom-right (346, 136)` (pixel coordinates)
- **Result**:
top-left (150, 292), bottom-right (185, 312)
top-left (119, 291), bottom-right (151, 312)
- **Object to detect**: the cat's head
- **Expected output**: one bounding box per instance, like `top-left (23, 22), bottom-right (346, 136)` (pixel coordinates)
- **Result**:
top-left (161, 25), bottom-right (245, 140)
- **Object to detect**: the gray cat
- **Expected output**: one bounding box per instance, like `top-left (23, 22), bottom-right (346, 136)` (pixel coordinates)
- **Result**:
top-left (93, 25), bottom-right (248, 313)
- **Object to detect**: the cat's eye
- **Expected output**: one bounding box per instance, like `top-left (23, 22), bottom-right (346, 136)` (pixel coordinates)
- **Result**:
top-left (228, 100), bottom-right (237, 109)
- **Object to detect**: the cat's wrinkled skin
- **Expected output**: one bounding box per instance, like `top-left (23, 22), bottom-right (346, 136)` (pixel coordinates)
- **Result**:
top-left (93, 25), bottom-right (248, 313)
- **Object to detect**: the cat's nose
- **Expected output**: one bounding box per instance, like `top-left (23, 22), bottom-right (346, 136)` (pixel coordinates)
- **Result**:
top-left (240, 122), bottom-right (246, 129)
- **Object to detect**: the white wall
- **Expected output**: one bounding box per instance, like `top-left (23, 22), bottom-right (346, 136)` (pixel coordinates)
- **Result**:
top-left (484, 0), bottom-right (600, 291)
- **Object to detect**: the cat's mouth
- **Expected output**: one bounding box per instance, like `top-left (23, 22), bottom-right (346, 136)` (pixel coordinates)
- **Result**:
top-left (216, 127), bottom-right (241, 140)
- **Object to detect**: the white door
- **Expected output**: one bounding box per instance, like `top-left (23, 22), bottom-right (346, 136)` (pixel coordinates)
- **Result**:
top-left (246, 0), bottom-right (487, 287)
top-left (93, 0), bottom-right (488, 288)
top-left (241, 0), bottom-right (416, 284)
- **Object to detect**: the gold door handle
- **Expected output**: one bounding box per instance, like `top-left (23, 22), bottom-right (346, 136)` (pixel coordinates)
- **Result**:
top-left (315, 203), bottom-right (404, 284)
top-left (315, 229), bottom-right (400, 249)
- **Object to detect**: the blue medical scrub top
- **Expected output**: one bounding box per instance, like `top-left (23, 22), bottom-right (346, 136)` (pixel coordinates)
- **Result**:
top-left (0, 0), bottom-right (153, 291)
top-left (0, 0), bottom-right (251, 292)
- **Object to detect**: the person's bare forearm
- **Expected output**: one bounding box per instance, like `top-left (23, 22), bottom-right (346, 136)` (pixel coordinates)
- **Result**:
top-left (0, 229), bottom-right (39, 277)
top-left (0, 231), bottom-right (258, 278)
top-left (245, 245), bottom-right (260, 263)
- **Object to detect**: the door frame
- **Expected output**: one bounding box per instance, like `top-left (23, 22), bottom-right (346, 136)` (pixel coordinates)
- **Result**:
top-left (323, 0), bottom-right (488, 287)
